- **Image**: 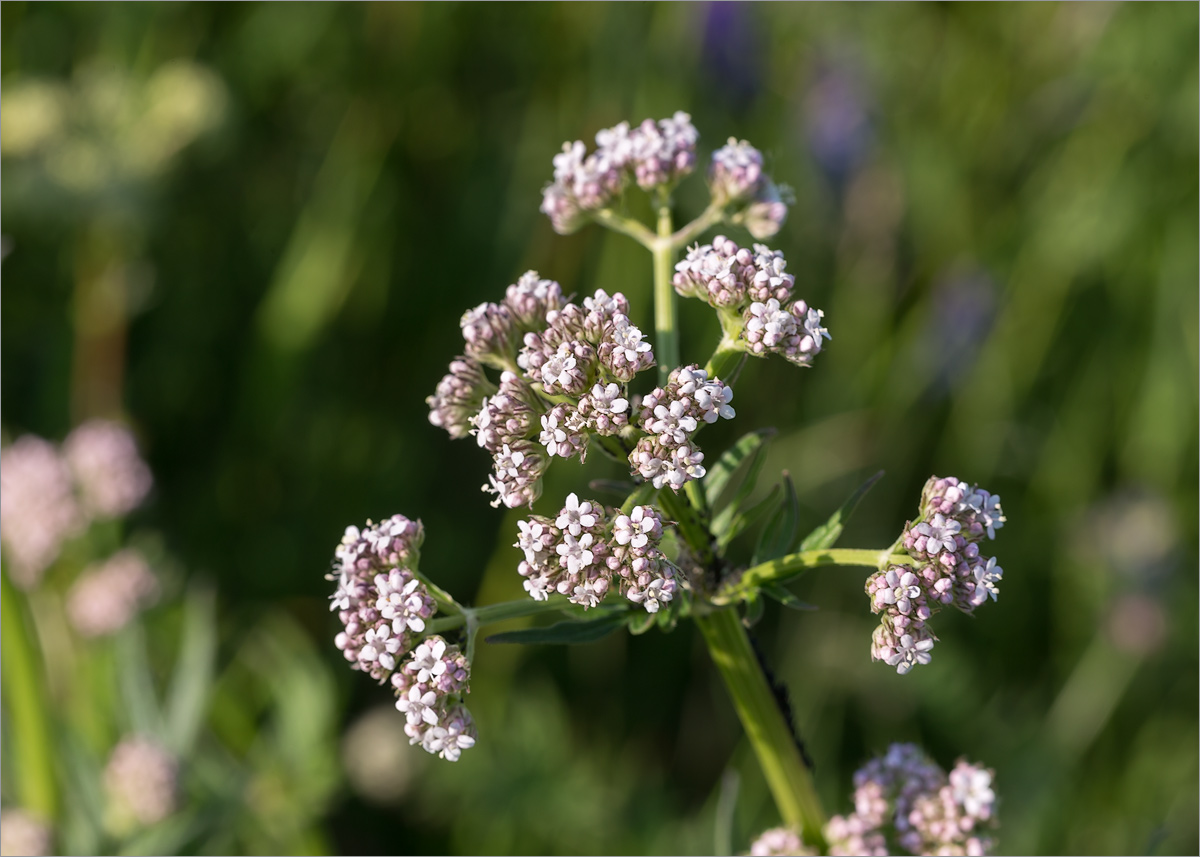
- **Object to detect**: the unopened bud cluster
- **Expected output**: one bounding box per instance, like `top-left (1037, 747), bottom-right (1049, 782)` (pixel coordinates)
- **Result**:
top-left (428, 271), bottom-right (668, 508)
top-left (0, 420), bottom-right (152, 588)
top-left (709, 138), bottom-right (791, 239)
top-left (629, 364), bottom-right (735, 490)
top-left (867, 476), bottom-right (1006, 674)
top-left (327, 515), bottom-right (476, 760)
top-left (540, 112), bottom-right (699, 234)
top-left (674, 236), bottom-right (830, 367)
top-left (516, 493), bottom-right (677, 613)
top-left (824, 743), bottom-right (996, 856)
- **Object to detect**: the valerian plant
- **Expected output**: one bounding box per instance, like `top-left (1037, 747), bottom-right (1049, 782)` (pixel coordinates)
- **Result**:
top-left (327, 113), bottom-right (1005, 856)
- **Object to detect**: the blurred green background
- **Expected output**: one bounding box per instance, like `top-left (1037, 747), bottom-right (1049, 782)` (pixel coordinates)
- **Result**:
top-left (2, 2), bottom-right (1196, 854)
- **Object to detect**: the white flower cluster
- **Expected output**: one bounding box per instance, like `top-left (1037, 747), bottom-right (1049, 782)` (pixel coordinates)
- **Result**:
top-left (327, 515), bottom-right (478, 761)
top-left (540, 112), bottom-right (699, 234)
top-left (429, 270), bottom-right (658, 510)
top-left (825, 744), bottom-right (997, 856)
top-left (628, 364), bottom-right (736, 491)
top-left (867, 476), bottom-right (1007, 674)
top-left (391, 636), bottom-right (476, 761)
top-left (673, 235), bottom-right (829, 368)
top-left (516, 493), bottom-right (677, 614)
top-left (0, 421), bottom-right (153, 589)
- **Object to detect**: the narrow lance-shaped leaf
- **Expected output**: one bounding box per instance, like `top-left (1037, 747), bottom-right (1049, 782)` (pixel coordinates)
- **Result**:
top-left (711, 437), bottom-right (774, 541)
top-left (797, 470), bottom-right (885, 552)
top-left (753, 471), bottom-right (799, 566)
top-left (485, 612), bottom-right (627, 646)
top-left (718, 482), bottom-right (782, 552)
top-left (704, 428), bottom-right (776, 511)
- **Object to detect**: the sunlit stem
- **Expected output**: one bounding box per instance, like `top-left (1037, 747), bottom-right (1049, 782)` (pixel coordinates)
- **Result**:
top-left (0, 572), bottom-right (58, 821)
top-left (671, 199), bottom-right (727, 249)
top-left (695, 608), bottom-right (827, 847)
top-left (714, 548), bottom-right (916, 605)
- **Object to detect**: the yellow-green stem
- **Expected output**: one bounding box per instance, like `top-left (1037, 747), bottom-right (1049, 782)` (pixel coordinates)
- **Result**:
top-left (696, 608), bottom-right (826, 846)
top-left (0, 572), bottom-right (58, 820)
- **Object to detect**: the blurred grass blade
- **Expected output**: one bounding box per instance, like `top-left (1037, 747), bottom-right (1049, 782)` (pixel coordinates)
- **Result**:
top-left (486, 613), bottom-right (626, 645)
top-left (797, 470), bottom-right (884, 552)
top-left (704, 428), bottom-right (775, 511)
top-left (714, 767), bottom-right (740, 857)
top-left (753, 471), bottom-right (799, 566)
top-left (57, 733), bottom-right (106, 855)
top-left (0, 571), bottom-right (58, 820)
top-left (165, 585), bottom-right (218, 755)
top-left (115, 621), bottom-right (164, 739)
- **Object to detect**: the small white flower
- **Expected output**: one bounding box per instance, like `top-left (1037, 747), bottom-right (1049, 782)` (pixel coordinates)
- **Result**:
top-left (555, 532), bottom-right (595, 575)
top-left (886, 633), bottom-right (935, 675)
top-left (971, 557), bottom-right (1003, 605)
top-left (555, 493), bottom-right (598, 536)
top-left (361, 625), bottom-right (402, 671)
top-left (396, 684), bottom-right (440, 727)
top-left (950, 763), bottom-right (995, 818)
top-left (406, 638), bottom-right (448, 683)
top-left (916, 513), bottom-right (961, 555)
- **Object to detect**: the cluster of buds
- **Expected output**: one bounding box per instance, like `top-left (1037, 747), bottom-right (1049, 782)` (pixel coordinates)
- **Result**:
top-left (673, 235), bottom-right (829, 368)
top-left (824, 743), bottom-right (996, 856)
top-left (515, 493), bottom-right (677, 614)
top-left (708, 138), bottom-right (791, 240)
top-left (327, 515), bottom-right (477, 761)
top-left (0, 420), bottom-right (153, 588)
top-left (540, 112), bottom-right (699, 234)
top-left (629, 364), bottom-right (735, 491)
top-left (866, 476), bottom-right (1006, 674)
top-left (428, 270), bottom-right (659, 509)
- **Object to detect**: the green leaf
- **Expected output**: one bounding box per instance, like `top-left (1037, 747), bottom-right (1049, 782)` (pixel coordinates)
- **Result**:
top-left (761, 584), bottom-right (817, 611)
top-left (717, 483), bottom-right (781, 552)
top-left (704, 428), bottom-right (775, 511)
top-left (486, 613), bottom-right (626, 645)
top-left (797, 470), bottom-right (885, 552)
top-left (752, 471), bottom-right (799, 566)
top-left (588, 479), bottom-right (636, 498)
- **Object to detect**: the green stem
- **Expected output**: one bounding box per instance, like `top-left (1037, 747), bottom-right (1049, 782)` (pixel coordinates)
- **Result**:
top-left (0, 572), bottom-right (58, 820)
top-left (652, 199), bottom-right (678, 386)
top-left (705, 338), bottom-right (746, 382)
top-left (591, 208), bottom-right (658, 248)
top-left (671, 200), bottom-right (727, 248)
top-left (696, 608), bottom-right (826, 846)
top-left (718, 548), bottom-right (916, 604)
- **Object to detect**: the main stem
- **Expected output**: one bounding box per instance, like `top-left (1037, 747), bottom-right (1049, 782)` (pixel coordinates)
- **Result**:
top-left (652, 198), bottom-right (678, 387)
top-left (646, 199), bottom-right (827, 843)
top-left (696, 608), bottom-right (826, 846)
